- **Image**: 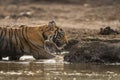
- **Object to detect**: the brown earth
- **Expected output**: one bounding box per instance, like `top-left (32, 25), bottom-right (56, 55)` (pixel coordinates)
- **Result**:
top-left (0, 0), bottom-right (120, 62)
top-left (0, 1), bottom-right (120, 39)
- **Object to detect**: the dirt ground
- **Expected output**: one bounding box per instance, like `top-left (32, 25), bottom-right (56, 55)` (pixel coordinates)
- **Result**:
top-left (0, 1), bottom-right (120, 40)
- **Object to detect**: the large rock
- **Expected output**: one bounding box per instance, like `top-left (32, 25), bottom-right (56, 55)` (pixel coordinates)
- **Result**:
top-left (63, 39), bottom-right (79, 51)
top-left (64, 41), bottom-right (120, 63)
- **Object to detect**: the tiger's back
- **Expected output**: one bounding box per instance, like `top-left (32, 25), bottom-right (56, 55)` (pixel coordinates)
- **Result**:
top-left (0, 21), bottom-right (67, 60)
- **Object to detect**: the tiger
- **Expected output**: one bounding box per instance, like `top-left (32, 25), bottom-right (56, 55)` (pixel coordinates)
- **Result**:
top-left (0, 21), bottom-right (67, 60)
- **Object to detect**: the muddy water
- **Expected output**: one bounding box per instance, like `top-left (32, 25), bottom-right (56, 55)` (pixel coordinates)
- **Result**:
top-left (0, 56), bottom-right (120, 80)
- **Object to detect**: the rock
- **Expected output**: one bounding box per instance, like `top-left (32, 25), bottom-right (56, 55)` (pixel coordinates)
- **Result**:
top-left (63, 39), bottom-right (79, 51)
top-left (99, 26), bottom-right (119, 35)
top-left (19, 11), bottom-right (33, 18)
top-left (9, 11), bottom-right (33, 19)
top-left (64, 41), bottom-right (120, 63)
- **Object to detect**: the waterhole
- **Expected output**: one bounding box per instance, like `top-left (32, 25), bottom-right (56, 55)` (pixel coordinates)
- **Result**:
top-left (0, 55), bottom-right (120, 80)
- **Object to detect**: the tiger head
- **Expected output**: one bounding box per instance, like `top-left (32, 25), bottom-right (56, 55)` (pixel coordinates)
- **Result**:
top-left (42, 21), bottom-right (68, 47)
top-left (52, 27), bottom-right (68, 47)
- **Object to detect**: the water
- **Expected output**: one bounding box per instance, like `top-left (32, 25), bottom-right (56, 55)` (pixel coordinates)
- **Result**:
top-left (0, 56), bottom-right (120, 80)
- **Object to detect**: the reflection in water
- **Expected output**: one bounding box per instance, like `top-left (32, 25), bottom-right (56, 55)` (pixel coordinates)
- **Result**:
top-left (0, 56), bottom-right (120, 80)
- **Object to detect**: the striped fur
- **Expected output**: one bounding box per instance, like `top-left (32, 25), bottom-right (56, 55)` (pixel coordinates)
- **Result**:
top-left (0, 21), bottom-right (67, 60)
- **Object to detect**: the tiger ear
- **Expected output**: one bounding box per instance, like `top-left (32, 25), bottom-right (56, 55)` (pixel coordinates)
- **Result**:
top-left (48, 20), bottom-right (56, 31)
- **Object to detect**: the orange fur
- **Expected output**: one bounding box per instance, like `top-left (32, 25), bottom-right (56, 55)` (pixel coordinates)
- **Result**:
top-left (0, 21), bottom-right (67, 60)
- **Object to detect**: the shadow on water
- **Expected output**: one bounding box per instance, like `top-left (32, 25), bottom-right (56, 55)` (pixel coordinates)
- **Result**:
top-left (0, 57), bottom-right (120, 80)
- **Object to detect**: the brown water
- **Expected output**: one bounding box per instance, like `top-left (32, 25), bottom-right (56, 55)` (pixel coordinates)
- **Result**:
top-left (0, 56), bottom-right (120, 80)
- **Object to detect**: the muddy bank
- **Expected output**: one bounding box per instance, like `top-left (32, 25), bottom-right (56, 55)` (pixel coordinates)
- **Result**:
top-left (64, 39), bottom-right (120, 63)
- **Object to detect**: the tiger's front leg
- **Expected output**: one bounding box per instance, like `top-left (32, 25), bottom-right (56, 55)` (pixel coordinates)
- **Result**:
top-left (44, 40), bottom-right (62, 54)
top-left (9, 56), bottom-right (21, 61)
top-left (31, 47), bottom-right (56, 59)
top-left (0, 57), bottom-right (2, 60)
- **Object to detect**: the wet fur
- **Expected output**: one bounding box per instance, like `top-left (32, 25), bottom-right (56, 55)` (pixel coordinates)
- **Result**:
top-left (0, 21), bottom-right (67, 60)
